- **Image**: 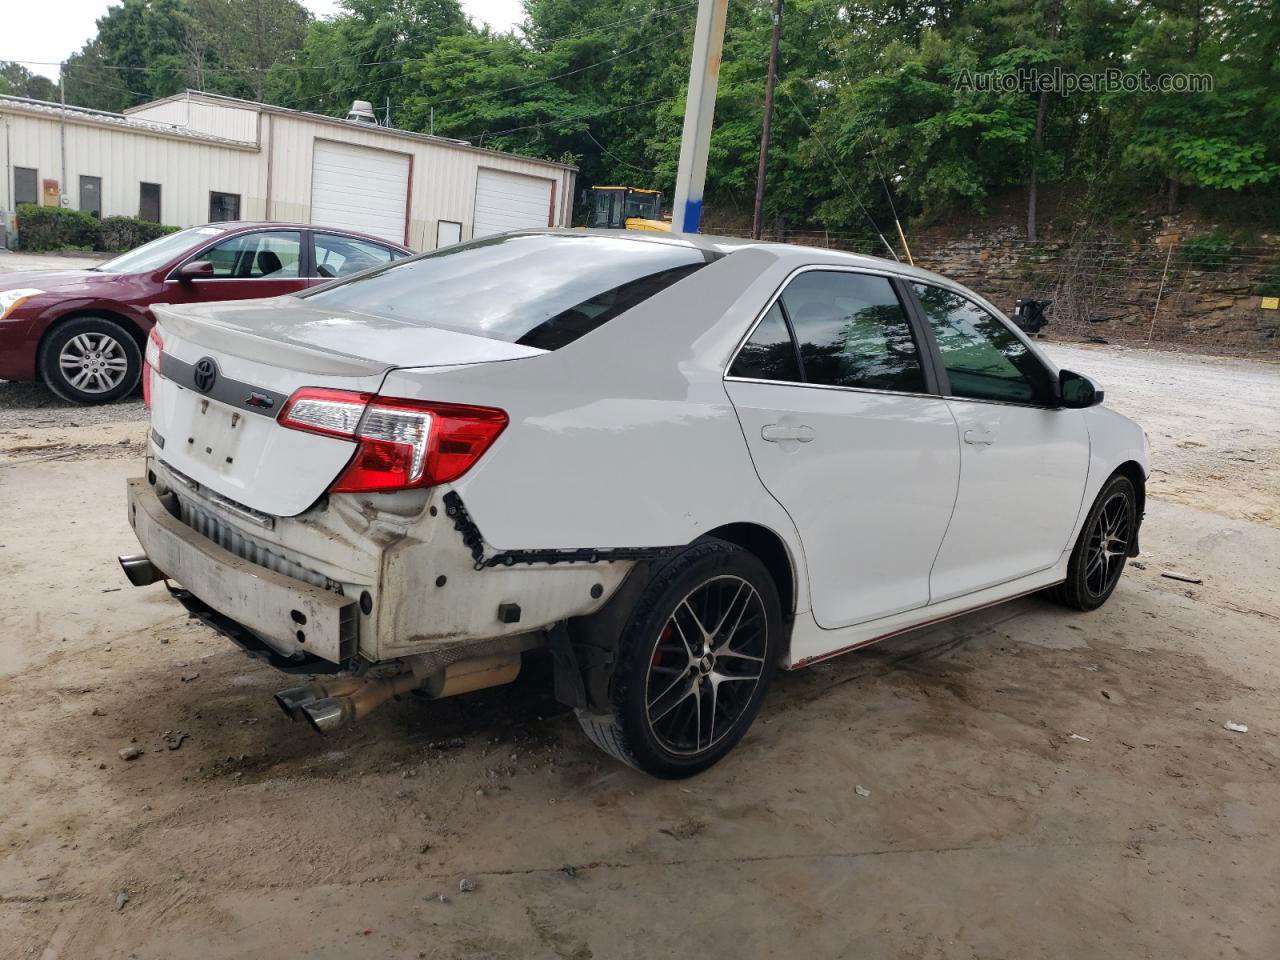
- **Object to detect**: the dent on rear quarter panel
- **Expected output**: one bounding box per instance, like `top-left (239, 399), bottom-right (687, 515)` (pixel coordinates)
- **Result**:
top-left (374, 246), bottom-right (810, 586)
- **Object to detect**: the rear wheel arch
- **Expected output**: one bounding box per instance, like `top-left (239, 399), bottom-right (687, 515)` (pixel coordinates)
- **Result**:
top-left (700, 522), bottom-right (796, 624)
top-left (568, 523), bottom-right (797, 713)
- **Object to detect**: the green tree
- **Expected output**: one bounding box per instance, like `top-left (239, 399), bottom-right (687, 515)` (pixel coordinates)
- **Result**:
top-left (0, 62), bottom-right (61, 101)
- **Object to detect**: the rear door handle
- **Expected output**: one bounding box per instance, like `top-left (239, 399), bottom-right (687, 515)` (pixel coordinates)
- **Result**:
top-left (762, 424), bottom-right (815, 443)
top-left (963, 428), bottom-right (995, 446)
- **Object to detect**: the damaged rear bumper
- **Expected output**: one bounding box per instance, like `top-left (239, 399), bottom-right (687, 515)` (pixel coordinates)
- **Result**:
top-left (125, 476), bottom-right (358, 666)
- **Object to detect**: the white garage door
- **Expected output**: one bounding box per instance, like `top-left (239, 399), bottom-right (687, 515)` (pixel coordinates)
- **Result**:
top-left (310, 140), bottom-right (410, 245)
top-left (473, 169), bottom-right (554, 238)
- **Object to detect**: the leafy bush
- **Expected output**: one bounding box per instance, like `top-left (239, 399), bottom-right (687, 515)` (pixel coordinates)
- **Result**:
top-left (15, 204), bottom-right (98, 251)
top-left (15, 204), bottom-right (178, 253)
top-left (97, 216), bottom-right (178, 252)
top-left (1181, 229), bottom-right (1237, 271)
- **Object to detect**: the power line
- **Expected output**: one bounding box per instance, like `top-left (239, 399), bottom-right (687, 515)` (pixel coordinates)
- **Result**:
top-left (585, 131), bottom-right (665, 177)
top-left (814, 0), bottom-right (912, 263)
top-left (281, 26), bottom-right (688, 113)
top-left (0, 3), bottom-right (700, 77)
top-left (481, 94), bottom-right (680, 138)
top-left (781, 86), bottom-right (899, 261)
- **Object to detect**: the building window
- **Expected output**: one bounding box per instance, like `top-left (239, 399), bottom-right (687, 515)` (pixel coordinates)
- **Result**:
top-left (14, 167), bottom-right (38, 207)
top-left (79, 176), bottom-right (102, 217)
top-left (139, 183), bottom-right (161, 223)
top-left (209, 191), bottom-right (240, 223)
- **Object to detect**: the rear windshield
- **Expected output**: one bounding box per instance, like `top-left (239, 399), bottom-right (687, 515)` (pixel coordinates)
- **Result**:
top-left (298, 233), bottom-right (712, 350)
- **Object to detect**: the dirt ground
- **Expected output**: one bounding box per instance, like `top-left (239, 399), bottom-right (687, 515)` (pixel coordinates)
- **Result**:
top-left (1, 306), bottom-right (1278, 957)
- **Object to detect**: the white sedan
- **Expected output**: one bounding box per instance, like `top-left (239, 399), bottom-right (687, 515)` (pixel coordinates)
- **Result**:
top-left (119, 230), bottom-right (1149, 778)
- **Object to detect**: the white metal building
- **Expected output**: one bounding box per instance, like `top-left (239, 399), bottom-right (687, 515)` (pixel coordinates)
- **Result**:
top-left (0, 91), bottom-right (577, 250)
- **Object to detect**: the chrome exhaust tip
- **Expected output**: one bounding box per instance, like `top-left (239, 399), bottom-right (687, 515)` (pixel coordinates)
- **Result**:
top-left (119, 554), bottom-right (164, 587)
top-left (299, 697), bottom-right (348, 735)
top-left (274, 684), bottom-right (325, 721)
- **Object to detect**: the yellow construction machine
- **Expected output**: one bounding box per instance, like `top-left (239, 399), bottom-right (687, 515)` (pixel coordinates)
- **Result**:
top-left (587, 186), bottom-right (671, 232)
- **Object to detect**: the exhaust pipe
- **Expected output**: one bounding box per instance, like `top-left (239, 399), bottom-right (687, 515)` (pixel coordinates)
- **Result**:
top-left (286, 652), bottom-right (524, 735)
top-left (273, 676), bottom-right (368, 721)
top-left (300, 670), bottom-right (422, 734)
top-left (119, 554), bottom-right (165, 587)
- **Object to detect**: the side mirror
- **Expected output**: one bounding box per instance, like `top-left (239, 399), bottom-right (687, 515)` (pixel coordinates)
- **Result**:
top-left (175, 260), bottom-right (214, 283)
top-left (1059, 369), bottom-right (1104, 408)
top-left (1013, 298), bottom-right (1052, 334)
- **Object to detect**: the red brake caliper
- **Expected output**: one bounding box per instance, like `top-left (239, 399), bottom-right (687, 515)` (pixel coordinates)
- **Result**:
top-left (653, 623), bottom-right (674, 666)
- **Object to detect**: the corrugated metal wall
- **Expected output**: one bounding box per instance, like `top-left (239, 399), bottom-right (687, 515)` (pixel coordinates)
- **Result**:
top-left (128, 97), bottom-right (260, 144)
top-left (267, 113), bottom-right (576, 249)
top-left (2, 97), bottom-right (576, 251)
top-left (0, 108), bottom-right (262, 227)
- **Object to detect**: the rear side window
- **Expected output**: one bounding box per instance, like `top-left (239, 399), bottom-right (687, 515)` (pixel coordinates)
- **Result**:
top-left (781, 271), bottom-right (927, 393)
top-left (912, 283), bottom-right (1054, 404)
top-left (300, 234), bottom-right (711, 350)
top-left (313, 233), bottom-right (399, 279)
top-left (729, 303), bottom-right (802, 382)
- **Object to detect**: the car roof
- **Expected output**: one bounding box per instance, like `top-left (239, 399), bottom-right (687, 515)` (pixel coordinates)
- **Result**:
top-left (533, 228), bottom-right (959, 290)
top-left (524, 229), bottom-right (962, 293)
top-left (199, 221), bottom-right (411, 252)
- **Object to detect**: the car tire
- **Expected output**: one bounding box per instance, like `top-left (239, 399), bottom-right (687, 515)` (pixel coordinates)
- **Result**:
top-left (1048, 473), bottom-right (1137, 611)
top-left (576, 538), bottom-right (781, 778)
top-left (39, 316), bottom-right (142, 405)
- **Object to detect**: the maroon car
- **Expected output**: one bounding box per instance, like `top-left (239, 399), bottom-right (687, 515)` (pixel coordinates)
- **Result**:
top-left (0, 222), bottom-right (412, 404)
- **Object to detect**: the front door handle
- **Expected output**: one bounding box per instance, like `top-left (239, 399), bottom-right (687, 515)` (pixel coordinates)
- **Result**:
top-left (963, 428), bottom-right (995, 446)
top-left (762, 423), bottom-right (815, 443)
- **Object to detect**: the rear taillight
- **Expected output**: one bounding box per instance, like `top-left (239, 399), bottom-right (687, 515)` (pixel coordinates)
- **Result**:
top-left (277, 388), bottom-right (508, 493)
top-left (143, 326), bottom-right (163, 409)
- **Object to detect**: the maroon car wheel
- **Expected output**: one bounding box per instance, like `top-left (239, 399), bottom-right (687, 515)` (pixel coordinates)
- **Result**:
top-left (39, 316), bottom-right (142, 406)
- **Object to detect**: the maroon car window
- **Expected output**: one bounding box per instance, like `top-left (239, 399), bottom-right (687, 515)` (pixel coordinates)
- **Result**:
top-left (312, 234), bottom-right (398, 279)
top-left (94, 226), bottom-right (227, 274)
top-left (202, 232), bottom-right (302, 279)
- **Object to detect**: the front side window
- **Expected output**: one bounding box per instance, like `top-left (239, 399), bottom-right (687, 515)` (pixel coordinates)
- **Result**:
top-left (912, 283), bottom-right (1054, 405)
top-left (301, 233), bottom-right (710, 350)
top-left (313, 233), bottom-right (398, 279)
top-left (729, 303), bottom-right (802, 382)
top-left (781, 271), bottom-right (927, 393)
top-left (96, 225), bottom-right (227, 274)
top-left (209, 191), bottom-right (240, 222)
top-left (200, 231), bottom-right (301, 278)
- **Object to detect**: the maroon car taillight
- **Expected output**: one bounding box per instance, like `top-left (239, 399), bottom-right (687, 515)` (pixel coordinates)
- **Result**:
top-left (277, 387), bottom-right (508, 493)
top-left (143, 326), bottom-right (163, 409)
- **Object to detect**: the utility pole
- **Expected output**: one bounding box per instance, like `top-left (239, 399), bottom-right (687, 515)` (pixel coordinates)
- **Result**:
top-left (59, 62), bottom-right (67, 208)
top-left (751, 0), bottom-right (783, 240)
top-left (671, 0), bottom-right (729, 234)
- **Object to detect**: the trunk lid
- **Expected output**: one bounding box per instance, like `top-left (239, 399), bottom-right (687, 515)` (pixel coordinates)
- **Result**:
top-left (150, 299), bottom-right (541, 516)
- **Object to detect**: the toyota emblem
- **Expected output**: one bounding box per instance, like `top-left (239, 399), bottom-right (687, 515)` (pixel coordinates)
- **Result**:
top-left (192, 357), bottom-right (218, 393)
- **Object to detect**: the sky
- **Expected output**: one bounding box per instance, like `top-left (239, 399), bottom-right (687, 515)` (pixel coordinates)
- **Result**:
top-left (5, 0), bottom-right (526, 84)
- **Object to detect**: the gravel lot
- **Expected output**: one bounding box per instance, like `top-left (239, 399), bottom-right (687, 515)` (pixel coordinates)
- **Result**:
top-left (1, 261), bottom-right (1277, 959)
